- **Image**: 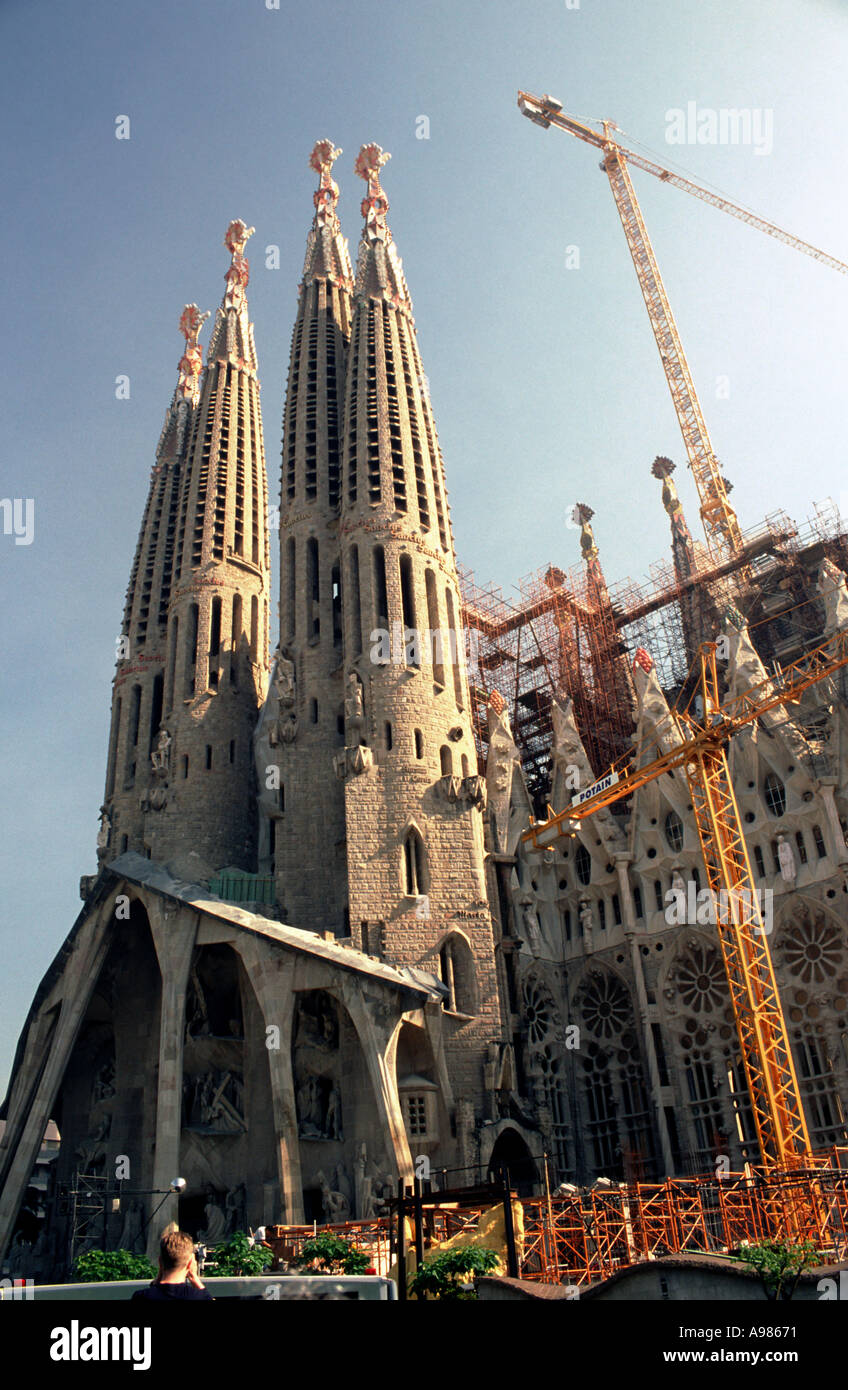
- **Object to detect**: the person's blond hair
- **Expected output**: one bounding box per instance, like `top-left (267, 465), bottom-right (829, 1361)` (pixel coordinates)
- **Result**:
top-left (159, 1229), bottom-right (195, 1273)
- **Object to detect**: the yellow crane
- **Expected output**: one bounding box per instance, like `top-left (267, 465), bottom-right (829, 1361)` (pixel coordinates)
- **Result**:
top-left (517, 91), bottom-right (848, 562)
top-left (522, 626), bottom-right (848, 1169)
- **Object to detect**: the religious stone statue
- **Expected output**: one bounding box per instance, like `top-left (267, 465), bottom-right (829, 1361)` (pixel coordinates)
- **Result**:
top-left (777, 834), bottom-right (797, 883)
top-left (345, 671), bottom-right (365, 736)
top-left (316, 1170), bottom-right (349, 1223)
top-left (274, 648), bottom-right (296, 705)
top-left (519, 899), bottom-right (543, 956)
top-left (200, 1194), bottom-right (226, 1244)
top-left (96, 807), bottom-right (111, 852)
top-left (579, 898), bottom-right (594, 942)
top-left (150, 727), bottom-right (171, 777)
top-left (325, 1082), bottom-right (343, 1141)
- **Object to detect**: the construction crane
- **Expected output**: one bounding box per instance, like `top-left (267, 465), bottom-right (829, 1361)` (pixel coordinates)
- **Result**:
top-left (522, 625), bottom-right (848, 1170)
top-left (517, 91), bottom-right (848, 563)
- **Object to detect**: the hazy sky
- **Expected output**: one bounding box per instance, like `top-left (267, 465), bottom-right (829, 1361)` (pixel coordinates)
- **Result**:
top-left (1, 0), bottom-right (846, 1093)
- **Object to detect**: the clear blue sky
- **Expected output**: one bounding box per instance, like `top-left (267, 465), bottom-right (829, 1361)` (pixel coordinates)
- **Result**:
top-left (1, 0), bottom-right (846, 1094)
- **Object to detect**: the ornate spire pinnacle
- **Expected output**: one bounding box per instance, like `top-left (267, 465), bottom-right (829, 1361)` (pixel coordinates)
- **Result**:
top-left (176, 304), bottom-right (210, 406)
top-left (310, 140), bottom-right (343, 230)
top-left (223, 218), bottom-right (255, 312)
top-left (355, 143), bottom-right (392, 242)
top-left (572, 503), bottom-right (599, 562)
top-left (651, 456), bottom-right (692, 544)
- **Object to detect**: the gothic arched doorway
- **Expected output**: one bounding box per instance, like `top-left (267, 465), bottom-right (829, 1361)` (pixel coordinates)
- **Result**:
top-left (487, 1128), bottom-right (538, 1196)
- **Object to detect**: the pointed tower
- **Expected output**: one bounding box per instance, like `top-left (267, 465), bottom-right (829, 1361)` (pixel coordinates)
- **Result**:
top-left (651, 455), bottom-right (716, 658)
top-left (101, 305), bottom-right (208, 865)
top-left (337, 144), bottom-right (505, 1110)
top-left (141, 221), bottom-right (271, 880)
top-left (572, 502), bottom-right (635, 773)
top-left (266, 142), bottom-right (354, 929)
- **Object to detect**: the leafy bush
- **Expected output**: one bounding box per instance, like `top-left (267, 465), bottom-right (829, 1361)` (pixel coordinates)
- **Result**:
top-left (291, 1232), bottom-right (371, 1275)
top-left (739, 1238), bottom-right (821, 1301)
top-left (71, 1249), bottom-right (156, 1283)
top-left (409, 1246), bottom-right (500, 1300)
top-left (204, 1231), bottom-right (274, 1277)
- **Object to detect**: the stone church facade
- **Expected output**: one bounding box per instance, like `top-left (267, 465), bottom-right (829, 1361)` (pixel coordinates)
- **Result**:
top-left (1, 142), bottom-right (847, 1279)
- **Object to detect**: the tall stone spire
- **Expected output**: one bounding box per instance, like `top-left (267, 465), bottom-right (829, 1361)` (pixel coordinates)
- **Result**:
top-left (262, 144), bottom-right (354, 929)
top-left (652, 455), bottom-right (716, 661)
top-left (100, 306), bottom-right (208, 868)
top-left (336, 145), bottom-right (505, 1096)
top-left (141, 222), bottom-right (271, 881)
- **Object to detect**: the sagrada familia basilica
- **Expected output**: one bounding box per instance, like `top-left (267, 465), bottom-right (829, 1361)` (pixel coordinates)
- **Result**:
top-left (1, 140), bottom-right (847, 1277)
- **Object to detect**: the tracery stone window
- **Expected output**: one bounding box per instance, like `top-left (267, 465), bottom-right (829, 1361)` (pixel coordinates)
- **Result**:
top-left (776, 906), bottom-right (848, 1148)
top-left (572, 969), bottom-right (655, 1178)
top-left (575, 843), bottom-right (592, 886)
top-left (763, 771), bottom-right (787, 817)
top-left (664, 810), bottom-right (684, 853)
top-left (577, 971), bottom-right (631, 1039)
top-left (672, 940), bottom-right (726, 1015)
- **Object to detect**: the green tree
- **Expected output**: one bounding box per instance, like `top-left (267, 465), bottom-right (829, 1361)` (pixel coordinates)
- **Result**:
top-left (71, 1249), bottom-right (157, 1283)
top-left (739, 1238), bottom-right (821, 1301)
top-left (291, 1232), bottom-right (371, 1275)
top-left (408, 1247), bottom-right (501, 1301)
top-left (204, 1231), bottom-right (274, 1277)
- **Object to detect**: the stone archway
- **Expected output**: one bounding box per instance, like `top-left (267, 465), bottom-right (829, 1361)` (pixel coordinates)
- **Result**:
top-left (487, 1126), bottom-right (538, 1196)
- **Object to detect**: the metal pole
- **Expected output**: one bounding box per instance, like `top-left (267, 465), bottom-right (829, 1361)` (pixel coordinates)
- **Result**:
top-left (500, 1166), bottom-right (519, 1278)
top-left (413, 1174), bottom-right (424, 1272)
top-left (396, 1180), bottom-right (406, 1302)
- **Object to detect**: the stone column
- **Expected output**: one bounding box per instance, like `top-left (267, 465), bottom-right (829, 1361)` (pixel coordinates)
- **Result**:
top-left (146, 898), bottom-right (198, 1258)
top-left (232, 940), bottom-right (304, 1225)
top-left (341, 986), bottom-right (414, 1189)
top-left (816, 780), bottom-right (848, 864)
top-left (0, 902), bottom-right (114, 1263)
top-left (614, 854), bottom-right (674, 1175)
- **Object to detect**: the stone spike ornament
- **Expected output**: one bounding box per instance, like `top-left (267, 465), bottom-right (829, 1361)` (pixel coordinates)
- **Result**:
top-left (223, 218), bottom-right (255, 312)
top-left (651, 455), bottom-right (693, 545)
top-left (176, 304), bottom-right (210, 406)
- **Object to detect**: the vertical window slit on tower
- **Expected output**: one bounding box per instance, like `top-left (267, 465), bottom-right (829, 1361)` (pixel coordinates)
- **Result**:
top-left (230, 593), bottom-right (242, 686)
top-left (209, 596), bottom-right (222, 689)
top-left (349, 544), bottom-right (362, 658)
top-left (184, 603), bottom-right (199, 698)
top-left (106, 697), bottom-right (121, 798)
top-left (445, 586), bottom-right (463, 709)
top-left (373, 545), bottom-right (389, 630)
top-left (234, 375), bottom-right (246, 557)
top-left (398, 321), bottom-right (430, 531)
top-left (285, 537), bottom-right (296, 644)
top-left (285, 315), bottom-right (304, 502)
top-left (305, 292), bottom-right (319, 500)
top-left (306, 537), bottom-right (320, 640)
top-left (366, 304), bottom-right (380, 504)
top-left (382, 304), bottom-right (407, 513)
top-left (250, 595), bottom-right (259, 661)
top-left (213, 367), bottom-right (231, 559)
top-left (148, 674), bottom-right (164, 754)
top-left (399, 554), bottom-right (419, 667)
top-left (346, 317), bottom-right (360, 505)
top-left (326, 303), bottom-right (341, 510)
top-left (425, 568), bottom-right (445, 686)
top-left (331, 562), bottom-right (342, 648)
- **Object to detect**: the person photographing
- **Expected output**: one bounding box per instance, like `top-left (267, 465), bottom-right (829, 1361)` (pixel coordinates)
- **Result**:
top-left (132, 1229), bottom-right (213, 1301)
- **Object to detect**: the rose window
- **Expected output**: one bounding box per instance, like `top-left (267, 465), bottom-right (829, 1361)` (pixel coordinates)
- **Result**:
top-left (780, 912), bottom-right (843, 985)
top-left (522, 977), bottom-right (556, 1047)
top-left (577, 972), bottom-right (631, 1039)
top-left (673, 941), bottom-right (726, 1015)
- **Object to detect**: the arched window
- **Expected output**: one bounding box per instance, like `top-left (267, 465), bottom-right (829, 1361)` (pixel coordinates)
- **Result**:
top-left (414, 729), bottom-right (424, 759)
top-left (403, 829), bottom-right (428, 897)
top-left (664, 811), bottom-right (684, 853)
top-left (575, 843), bottom-right (592, 886)
top-left (440, 745), bottom-right (453, 776)
top-left (763, 772), bottom-right (786, 817)
top-left (439, 932), bottom-right (478, 1015)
